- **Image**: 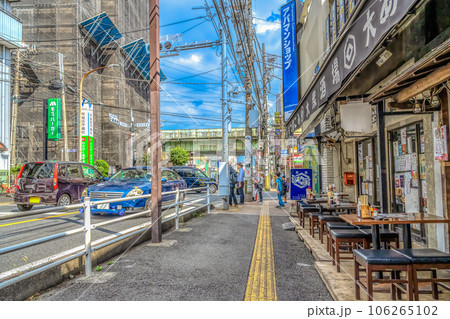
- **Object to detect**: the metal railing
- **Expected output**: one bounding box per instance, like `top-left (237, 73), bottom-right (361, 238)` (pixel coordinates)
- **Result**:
top-left (0, 186), bottom-right (211, 290)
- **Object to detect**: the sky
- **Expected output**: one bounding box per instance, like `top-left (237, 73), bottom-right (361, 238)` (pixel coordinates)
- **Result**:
top-left (159, 0), bottom-right (288, 130)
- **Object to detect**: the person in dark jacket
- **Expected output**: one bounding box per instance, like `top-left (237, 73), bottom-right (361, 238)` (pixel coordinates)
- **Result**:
top-left (229, 163), bottom-right (238, 207)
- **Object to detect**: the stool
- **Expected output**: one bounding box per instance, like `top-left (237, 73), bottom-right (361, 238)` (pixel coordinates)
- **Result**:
top-left (353, 249), bottom-right (413, 301)
top-left (319, 215), bottom-right (343, 244)
top-left (298, 205), bottom-right (320, 228)
top-left (359, 229), bottom-right (400, 249)
top-left (395, 249), bottom-right (450, 300)
top-left (330, 229), bottom-right (371, 272)
top-left (309, 211), bottom-right (333, 237)
top-left (326, 222), bottom-right (357, 252)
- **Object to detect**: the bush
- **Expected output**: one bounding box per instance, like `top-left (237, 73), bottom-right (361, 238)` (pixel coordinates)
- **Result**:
top-left (170, 146), bottom-right (190, 166)
top-left (94, 159), bottom-right (109, 177)
top-left (10, 164), bottom-right (23, 175)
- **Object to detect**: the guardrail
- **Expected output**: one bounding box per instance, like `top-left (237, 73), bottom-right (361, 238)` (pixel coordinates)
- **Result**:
top-left (0, 186), bottom-right (211, 290)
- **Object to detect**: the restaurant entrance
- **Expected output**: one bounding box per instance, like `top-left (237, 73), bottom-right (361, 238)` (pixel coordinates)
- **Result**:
top-left (389, 122), bottom-right (427, 244)
top-left (356, 138), bottom-right (379, 206)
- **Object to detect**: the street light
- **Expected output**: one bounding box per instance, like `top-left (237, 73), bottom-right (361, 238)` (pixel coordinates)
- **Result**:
top-left (78, 64), bottom-right (120, 162)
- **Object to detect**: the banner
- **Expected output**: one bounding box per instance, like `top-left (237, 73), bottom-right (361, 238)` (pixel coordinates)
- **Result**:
top-left (48, 98), bottom-right (61, 140)
top-left (290, 168), bottom-right (313, 200)
top-left (281, 0), bottom-right (301, 121)
top-left (82, 136), bottom-right (94, 165)
top-left (81, 99), bottom-right (94, 164)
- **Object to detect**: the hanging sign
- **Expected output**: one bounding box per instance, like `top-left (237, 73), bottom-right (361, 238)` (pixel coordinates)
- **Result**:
top-left (48, 98), bottom-right (61, 140)
top-left (434, 125), bottom-right (448, 161)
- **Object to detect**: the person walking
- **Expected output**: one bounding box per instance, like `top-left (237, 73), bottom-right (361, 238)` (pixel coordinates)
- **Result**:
top-left (281, 174), bottom-right (288, 203)
top-left (237, 162), bottom-right (245, 205)
top-left (253, 172), bottom-right (264, 203)
top-left (275, 172), bottom-right (285, 208)
top-left (229, 163), bottom-right (238, 207)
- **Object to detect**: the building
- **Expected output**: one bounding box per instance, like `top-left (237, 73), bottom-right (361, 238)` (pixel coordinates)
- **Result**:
top-left (283, 0), bottom-right (450, 251)
top-left (161, 127), bottom-right (258, 178)
top-left (10, 0), bottom-right (154, 169)
top-left (0, 0), bottom-right (22, 182)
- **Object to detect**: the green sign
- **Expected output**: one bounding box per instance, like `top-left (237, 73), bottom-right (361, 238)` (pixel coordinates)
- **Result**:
top-left (48, 98), bottom-right (61, 140)
top-left (81, 136), bottom-right (94, 165)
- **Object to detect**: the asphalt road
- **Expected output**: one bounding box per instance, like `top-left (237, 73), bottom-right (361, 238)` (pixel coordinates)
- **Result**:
top-left (0, 192), bottom-right (222, 275)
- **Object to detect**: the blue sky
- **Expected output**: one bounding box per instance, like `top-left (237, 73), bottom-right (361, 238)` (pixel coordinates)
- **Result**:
top-left (159, 0), bottom-right (288, 130)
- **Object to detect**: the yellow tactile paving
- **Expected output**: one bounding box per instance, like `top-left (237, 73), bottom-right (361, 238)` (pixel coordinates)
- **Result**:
top-left (244, 202), bottom-right (277, 301)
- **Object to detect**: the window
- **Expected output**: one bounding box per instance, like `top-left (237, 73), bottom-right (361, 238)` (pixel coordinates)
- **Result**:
top-left (357, 138), bottom-right (379, 205)
top-left (162, 170), bottom-right (177, 181)
top-left (58, 164), bottom-right (66, 177)
top-left (82, 165), bottom-right (102, 181)
top-left (67, 164), bottom-right (83, 178)
top-left (22, 163), bottom-right (55, 179)
top-left (195, 170), bottom-right (207, 178)
top-left (183, 169), bottom-right (194, 178)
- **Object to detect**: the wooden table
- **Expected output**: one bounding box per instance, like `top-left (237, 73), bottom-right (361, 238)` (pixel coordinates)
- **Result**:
top-left (302, 198), bottom-right (328, 204)
top-left (340, 213), bottom-right (450, 249)
top-left (324, 203), bottom-right (357, 214)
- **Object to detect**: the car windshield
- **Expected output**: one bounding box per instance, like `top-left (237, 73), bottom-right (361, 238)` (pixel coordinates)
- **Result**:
top-left (109, 169), bottom-right (151, 182)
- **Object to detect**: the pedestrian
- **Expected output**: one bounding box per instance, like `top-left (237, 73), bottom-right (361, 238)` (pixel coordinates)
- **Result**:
top-left (253, 172), bottom-right (264, 203)
top-left (237, 162), bottom-right (245, 205)
top-left (275, 172), bottom-right (285, 208)
top-left (229, 162), bottom-right (238, 207)
top-left (281, 174), bottom-right (288, 203)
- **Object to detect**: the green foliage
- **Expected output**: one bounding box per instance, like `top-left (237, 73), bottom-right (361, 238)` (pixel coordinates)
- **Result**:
top-left (142, 153), bottom-right (151, 166)
top-left (96, 265), bottom-right (102, 271)
top-left (170, 146), bottom-right (190, 166)
top-left (10, 164), bottom-right (23, 175)
top-left (94, 159), bottom-right (109, 177)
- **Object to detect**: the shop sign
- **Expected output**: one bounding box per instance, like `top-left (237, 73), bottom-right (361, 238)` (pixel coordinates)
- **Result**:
top-left (48, 98), bottom-right (61, 140)
top-left (81, 99), bottom-right (93, 137)
top-left (275, 129), bottom-right (281, 136)
top-left (81, 136), bottom-right (94, 165)
top-left (281, 0), bottom-right (301, 121)
top-left (434, 125), bottom-right (448, 161)
top-left (281, 149), bottom-right (289, 158)
top-left (288, 0), bottom-right (417, 133)
top-left (290, 169), bottom-right (313, 200)
top-left (294, 154), bottom-right (303, 164)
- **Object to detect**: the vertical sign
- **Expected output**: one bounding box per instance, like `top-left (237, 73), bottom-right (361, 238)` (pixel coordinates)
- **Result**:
top-left (281, 0), bottom-right (299, 121)
top-left (48, 98), bottom-right (61, 140)
top-left (339, 0), bottom-right (346, 30)
top-left (81, 99), bottom-right (94, 165)
top-left (290, 168), bottom-right (313, 200)
top-left (325, 15), bottom-right (331, 49)
top-left (330, 1), bottom-right (337, 43)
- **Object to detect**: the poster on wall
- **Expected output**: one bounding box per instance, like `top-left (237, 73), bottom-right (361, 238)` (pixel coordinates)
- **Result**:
top-left (281, 0), bottom-right (301, 121)
top-left (434, 125), bottom-right (448, 161)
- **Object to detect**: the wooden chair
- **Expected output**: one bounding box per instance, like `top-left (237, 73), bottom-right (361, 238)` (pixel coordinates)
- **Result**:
top-left (330, 229), bottom-right (371, 272)
top-left (353, 249), bottom-right (413, 301)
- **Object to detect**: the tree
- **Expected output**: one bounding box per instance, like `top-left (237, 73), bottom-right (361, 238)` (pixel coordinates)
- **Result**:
top-left (94, 159), bottom-right (109, 177)
top-left (142, 153), bottom-right (151, 166)
top-left (170, 146), bottom-right (190, 166)
top-left (10, 164), bottom-right (22, 175)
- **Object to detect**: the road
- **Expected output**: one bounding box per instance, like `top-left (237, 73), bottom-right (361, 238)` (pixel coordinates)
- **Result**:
top-left (0, 193), bottom-right (222, 276)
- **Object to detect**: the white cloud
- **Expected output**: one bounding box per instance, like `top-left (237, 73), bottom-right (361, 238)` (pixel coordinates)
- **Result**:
top-left (254, 18), bottom-right (281, 34)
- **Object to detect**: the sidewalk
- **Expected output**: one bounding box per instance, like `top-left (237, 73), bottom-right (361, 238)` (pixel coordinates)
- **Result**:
top-left (36, 199), bottom-right (332, 301)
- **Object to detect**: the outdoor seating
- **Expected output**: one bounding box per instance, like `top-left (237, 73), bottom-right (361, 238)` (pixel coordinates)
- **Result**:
top-left (359, 228), bottom-right (400, 249)
top-left (325, 222), bottom-right (357, 252)
top-left (318, 215), bottom-right (343, 244)
top-left (353, 249), bottom-right (413, 301)
top-left (394, 248), bottom-right (450, 300)
top-left (309, 210), bottom-right (334, 237)
top-left (298, 204), bottom-right (320, 228)
top-left (330, 229), bottom-right (371, 272)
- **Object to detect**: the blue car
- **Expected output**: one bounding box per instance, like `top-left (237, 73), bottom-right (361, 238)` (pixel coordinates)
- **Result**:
top-left (171, 166), bottom-right (217, 193)
top-left (82, 167), bottom-right (187, 215)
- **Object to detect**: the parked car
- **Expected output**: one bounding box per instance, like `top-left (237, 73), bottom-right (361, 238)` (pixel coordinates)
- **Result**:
top-left (82, 167), bottom-right (187, 215)
top-left (171, 166), bottom-right (217, 193)
top-left (14, 161), bottom-right (104, 211)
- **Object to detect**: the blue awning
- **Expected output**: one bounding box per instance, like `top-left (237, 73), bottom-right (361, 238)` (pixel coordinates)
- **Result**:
top-left (80, 12), bottom-right (122, 47)
top-left (122, 39), bottom-right (166, 81)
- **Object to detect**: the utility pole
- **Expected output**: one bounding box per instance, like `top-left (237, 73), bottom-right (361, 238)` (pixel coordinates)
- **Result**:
top-left (59, 53), bottom-right (69, 161)
top-left (244, 0), bottom-right (253, 200)
top-left (262, 43), bottom-right (269, 189)
top-left (221, 28), bottom-right (230, 210)
top-left (149, 0), bottom-right (162, 243)
top-left (10, 50), bottom-right (21, 167)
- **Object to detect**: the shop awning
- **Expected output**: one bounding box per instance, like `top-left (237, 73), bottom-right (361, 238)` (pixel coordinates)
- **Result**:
top-left (369, 38), bottom-right (450, 104)
top-left (122, 39), bottom-right (167, 81)
top-left (80, 12), bottom-right (123, 47)
top-left (287, 0), bottom-right (419, 139)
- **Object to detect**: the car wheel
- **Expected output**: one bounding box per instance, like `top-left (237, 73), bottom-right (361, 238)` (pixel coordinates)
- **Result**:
top-left (209, 184), bottom-right (217, 194)
top-left (57, 194), bottom-right (71, 207)
top-left (17, 204), bottom-right (33, 211)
